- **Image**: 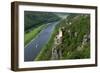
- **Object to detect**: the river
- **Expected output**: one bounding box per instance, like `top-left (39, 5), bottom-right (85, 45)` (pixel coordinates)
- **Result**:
top-left (24, 21), bottom-right (61, 61)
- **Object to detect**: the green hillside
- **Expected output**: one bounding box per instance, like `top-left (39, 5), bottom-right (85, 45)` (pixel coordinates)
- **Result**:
top-left (24, 11), bottom-right (61, 32)
top-left (60, 14), bottom-right (90, 59)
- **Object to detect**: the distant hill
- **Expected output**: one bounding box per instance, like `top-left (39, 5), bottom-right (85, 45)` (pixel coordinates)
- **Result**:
top-left (54, 13), bottom-right (69, 19)
top-left (24, 11), bottom-right (61, 31)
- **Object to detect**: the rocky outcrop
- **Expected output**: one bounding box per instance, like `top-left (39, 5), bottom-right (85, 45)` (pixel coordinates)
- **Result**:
top-left (51, 29), bottom-right (63, 60)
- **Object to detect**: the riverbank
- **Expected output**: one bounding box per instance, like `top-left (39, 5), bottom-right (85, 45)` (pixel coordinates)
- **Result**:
top-left (24, 24), bottom-right (45, 46)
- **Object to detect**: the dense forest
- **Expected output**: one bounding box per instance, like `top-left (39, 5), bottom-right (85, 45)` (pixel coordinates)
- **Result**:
top-left (59, 14), bottom-right (90, 59)
top-left (24, 11), bottom-right (61, 32)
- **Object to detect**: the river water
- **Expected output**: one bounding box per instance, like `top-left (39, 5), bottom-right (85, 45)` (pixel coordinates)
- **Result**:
top-left (24, 21), bottom-right (60, 61)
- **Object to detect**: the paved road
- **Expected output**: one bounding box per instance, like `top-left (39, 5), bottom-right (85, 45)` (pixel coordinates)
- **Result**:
top-left (24, 21), bottom-right (60, 61)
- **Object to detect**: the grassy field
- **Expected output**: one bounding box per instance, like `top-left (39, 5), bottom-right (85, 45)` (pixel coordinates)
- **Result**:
top-left (24, 24), bottom-right (45, 46)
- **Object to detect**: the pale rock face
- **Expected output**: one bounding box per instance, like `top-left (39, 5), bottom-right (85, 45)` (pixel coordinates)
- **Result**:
top-left (54, 29), bottom-right (62, 45)
top-left (75, 32), bottom-right (78, 37)
top-left (51, 29), bottom-right (63, 60)
top-left (57, 29), bottom-right (62, 39)
top-left (69, 22), bottom-right (72, 25)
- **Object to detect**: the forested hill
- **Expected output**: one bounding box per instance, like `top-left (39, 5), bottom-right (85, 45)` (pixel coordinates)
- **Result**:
top-left (59, 13), bottom-right (90, 59)
top-left (24, 11), bottom-right (61, 31)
